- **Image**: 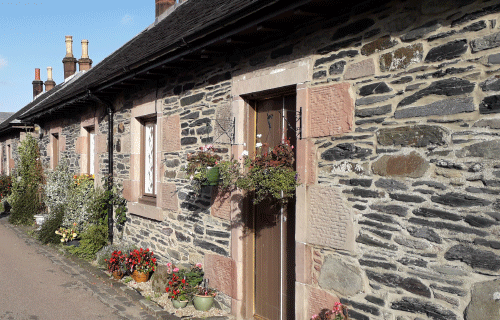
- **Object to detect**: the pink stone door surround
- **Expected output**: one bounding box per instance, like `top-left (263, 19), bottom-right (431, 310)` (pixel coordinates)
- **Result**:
top-left (230, 58), bottom-right (313, 320)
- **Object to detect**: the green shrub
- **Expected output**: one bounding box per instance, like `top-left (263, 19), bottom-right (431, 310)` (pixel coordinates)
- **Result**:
top-left (9, 185), bottom-right (41, 225)
top-left (38, 205), bottom-right (65, 244)
top-left (9, 134), bottom-right (44, 225)
top-left (68, 223), bottom-right (108, 260)
top-left (0, 175), bottom-right (12, 200)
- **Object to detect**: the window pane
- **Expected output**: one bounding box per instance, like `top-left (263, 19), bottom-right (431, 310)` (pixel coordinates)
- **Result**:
top-left (144, 123), bottom-right (155, 194)
top-left (89, 131), bottom-right (95, 175)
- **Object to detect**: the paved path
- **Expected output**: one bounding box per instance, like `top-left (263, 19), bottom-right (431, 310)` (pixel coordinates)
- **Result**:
top-left (0, 215), bottom-right (158, 320)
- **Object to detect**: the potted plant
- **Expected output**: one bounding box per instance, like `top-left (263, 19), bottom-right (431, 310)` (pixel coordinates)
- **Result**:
top-left (105, 250), bottom-right (127, 279)
top-left (185, 145), bottom-right (222, 188)
top-left (55, 223), bottom-right (79, 246)
top-left (165, 270), bottom-right (191, 308)
top-left (193, 280), bottom-right (217, 311)
top-left (126, 248), bottom-right (157, 282)
top-left (236, 139), bottom-right (299, 204)
top-left (311, 302), bottom-right (349, 320)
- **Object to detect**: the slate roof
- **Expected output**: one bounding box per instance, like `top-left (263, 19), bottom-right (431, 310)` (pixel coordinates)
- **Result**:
top-left (19, 0), bottom-right (281, 120)
top-left (0, 113), bottom-right (14, 124)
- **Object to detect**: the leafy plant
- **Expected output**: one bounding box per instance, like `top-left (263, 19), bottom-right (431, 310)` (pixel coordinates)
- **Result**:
top-left (236, 140), bottom-right (299, 204)
top-left (126, 248), bottom-right (157, 274)
top-left (38, 205), bottom-right (65, 244)
top-left (68, 223), bottom-right (108, 260)
top-left (0, 175), bottom-right (12, 199)
top-left (165, 271), bottom-right (192, 301)
top-left (96, 243), bottom-right (138, 269)
top-left (105, 250), bottom-right (127, 273)
top-left (55, 224), bottom-right (78, 243)
top-left (9, 134), bottom-right (44, 225)
top-left (64, 174), bottom-right (94, 231)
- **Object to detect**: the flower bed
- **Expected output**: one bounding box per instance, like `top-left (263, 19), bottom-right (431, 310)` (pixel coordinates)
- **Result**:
top-left (120, 274), bottom-right (234, 319)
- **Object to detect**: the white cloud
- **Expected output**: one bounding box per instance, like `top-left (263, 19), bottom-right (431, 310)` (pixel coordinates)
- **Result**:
top-left (0, 56), bottom-right (7, 69)
top-left (121, 14), bottom-right (133, 25)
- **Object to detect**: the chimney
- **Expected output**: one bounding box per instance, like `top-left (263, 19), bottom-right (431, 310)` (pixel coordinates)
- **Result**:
top-left (44, 67), bottom-right (56, 92)
top-left (62, 35), bottom-right (77, 79)
top-left (32, 68), bottom-right (43, 99)
top-left (155, 0), bottom-right (175, 19)
top-left (78, 39), bottom-right (93, 71)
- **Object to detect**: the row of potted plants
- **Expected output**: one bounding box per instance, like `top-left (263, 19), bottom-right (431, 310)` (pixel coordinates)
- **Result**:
top-left (106, 248), bottom-right (157, 282)
top-left (105, 249), bottom-right (217, 311)
top-left (185, 139), bottom-right (299, 204)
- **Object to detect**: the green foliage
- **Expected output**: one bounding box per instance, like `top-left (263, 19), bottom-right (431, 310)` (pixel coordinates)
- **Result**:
top-left (9, 134), bottom-right (44, 225)
top-left (101, 175), bottom-right (128, 228)
top-left (38, 205), bottom-right (65, 244)
top-left (16, 134), bottom-right (44, 188)
top-left (9, 185), bottom-right (42, 225)
top-left (86, 185), bottom-right (109, 224)
top-left (43, 161), bottom-right (73, 213)
top-left (236, 140), bottom-right (299, 204)
top-left (64, 174), bottom-right (95, 231)
top-left (0, 175), bottom-right (12, 199)
top-left (68, 223), bottom-right (108, 260)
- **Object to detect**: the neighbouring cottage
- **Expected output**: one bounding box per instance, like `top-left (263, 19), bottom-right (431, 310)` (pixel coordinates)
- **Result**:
top-left (3, 0), bottom-right (500, 319)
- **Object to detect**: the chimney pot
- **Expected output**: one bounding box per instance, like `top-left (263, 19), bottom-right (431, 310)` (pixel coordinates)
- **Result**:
top-left (78, 39), bottom-right (93, 71)
top-left (32, 68), bottom-right (43, 99)
top-left (62, 35), bottom-right (77, 79)
top-left (44, 67), bottom-right (56, 92)
top-left (155, 0), bottom-right (175, 19)
top-left (65, 35), bottom-right (74, 58)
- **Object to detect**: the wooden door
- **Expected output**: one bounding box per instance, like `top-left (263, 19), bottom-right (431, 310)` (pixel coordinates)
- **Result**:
top-left (254, 94), bottom-right (296, 320)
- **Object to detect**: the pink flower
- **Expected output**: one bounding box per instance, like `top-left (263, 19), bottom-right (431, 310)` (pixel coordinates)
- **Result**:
top-left (196, 263), bottom-right (202, 268)
top-left (167, 262), bottom-right (172, 267)
top-left (173, 268), bottom-right (179, 272)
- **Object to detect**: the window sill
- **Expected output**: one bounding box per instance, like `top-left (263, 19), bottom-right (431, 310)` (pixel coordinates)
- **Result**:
top-left (127, 201), bottom-right (163, 221)
top-left (139, 196), bottom-right (157, 206)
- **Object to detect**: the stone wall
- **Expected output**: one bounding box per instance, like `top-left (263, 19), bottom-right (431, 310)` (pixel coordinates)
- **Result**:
top-left (302, 0), bottom-right (500, 319)
top-left (116, 1), bottom-right (500, 318)
top-left (15, 0), bottom-right (500, 318)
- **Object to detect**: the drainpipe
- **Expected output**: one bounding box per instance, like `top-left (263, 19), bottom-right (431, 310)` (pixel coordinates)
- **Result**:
top-left (87, 91), bottom-right (114, 244)
top-left (107, 104), bottom-right (114, 244)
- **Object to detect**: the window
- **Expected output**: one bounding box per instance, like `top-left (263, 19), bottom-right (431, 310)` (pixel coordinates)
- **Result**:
top-left (140, 119), bottom-right (157, 205)
top-left (52, 133), bottom-right (59, 168)
top-left (6, 144), bottom-right (11, 175)
top-left (88, 128), bottom-right (95, 175)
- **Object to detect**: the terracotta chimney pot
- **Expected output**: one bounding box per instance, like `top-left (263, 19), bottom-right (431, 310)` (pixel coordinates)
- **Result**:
top-left (32, 68), bottom-right (43, 99)
top-left (62, 35), bottom-right (77, 79)
top-left (78, 39), bottom-right (92, 71)
top-left (155, 0), bottom-right (175, 19)
top-left (44, 67), bottom-right (56, 92)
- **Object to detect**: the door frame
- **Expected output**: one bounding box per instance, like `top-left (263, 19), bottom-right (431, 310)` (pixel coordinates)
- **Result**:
top-left (230, 58), bottom-right (312, 320)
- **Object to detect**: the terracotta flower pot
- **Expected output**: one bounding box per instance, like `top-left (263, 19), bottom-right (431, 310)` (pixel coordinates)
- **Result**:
top-left (171, 299), bottom-right (189, 309)
top-left (131, 270), bottom-right (149, 283)
top-left (193, 294), bottom-right (215, 311)
top-left (112, 271), bottom-right (124, 280)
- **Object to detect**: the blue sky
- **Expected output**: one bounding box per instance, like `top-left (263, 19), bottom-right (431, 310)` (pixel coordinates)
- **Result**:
top-left (0, 1), bottom-right (156, 113)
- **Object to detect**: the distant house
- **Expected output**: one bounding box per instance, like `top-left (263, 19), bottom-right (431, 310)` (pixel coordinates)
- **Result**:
top-left (4, 0), bottom-right (500, 319)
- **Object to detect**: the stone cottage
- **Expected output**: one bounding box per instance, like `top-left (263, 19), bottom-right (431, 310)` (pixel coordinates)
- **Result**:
top-left (6, 0), bottom-right (500, 319)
